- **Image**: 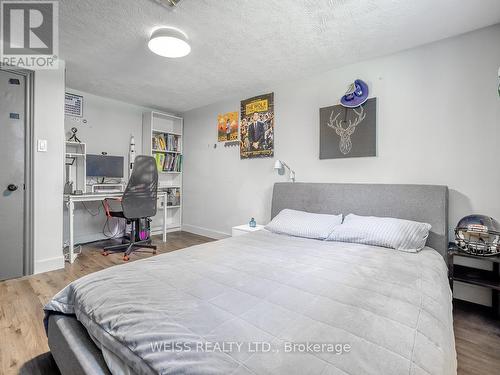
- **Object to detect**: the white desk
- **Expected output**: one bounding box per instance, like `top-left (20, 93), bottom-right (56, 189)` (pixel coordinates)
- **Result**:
top-left (64, 192), bottom-right (168, 263)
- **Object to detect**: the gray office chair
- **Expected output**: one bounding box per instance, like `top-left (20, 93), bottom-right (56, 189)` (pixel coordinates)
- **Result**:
top-left (102, 155), bottom-right (158, 261)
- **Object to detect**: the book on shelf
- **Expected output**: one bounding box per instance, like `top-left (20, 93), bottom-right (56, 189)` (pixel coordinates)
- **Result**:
top-left (163, 154), bottom-right (183, 172)
top-left (153, 134), bottom-right (166, 151)
top-left (154, 153), bottom-right (165, 171)
top-left (152, 133), bottom-right (180, 152)
top-left (154, 153), bottom-right (182, 173)
top-left (166, 134), bottom-right (179, 152)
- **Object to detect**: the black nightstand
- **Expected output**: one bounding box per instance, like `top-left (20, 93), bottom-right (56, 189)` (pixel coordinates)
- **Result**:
top-left (448, 243), bottom-right (500, 318)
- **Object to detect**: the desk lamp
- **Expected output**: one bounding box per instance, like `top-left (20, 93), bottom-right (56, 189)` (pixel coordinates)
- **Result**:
top-left (274, 160), bottom-right (296, 182)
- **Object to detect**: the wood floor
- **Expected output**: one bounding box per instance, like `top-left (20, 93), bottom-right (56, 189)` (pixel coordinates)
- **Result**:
top-left (0, 231), bottom-right (214, 375)
top-left (453, 300), bottom-right (500, 374)
top-left (1, 231), bottom-right (499, 375)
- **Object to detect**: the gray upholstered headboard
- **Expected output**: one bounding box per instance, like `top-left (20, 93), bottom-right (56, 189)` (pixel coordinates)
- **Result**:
top-left (271, 182), bottom-right (449, 259)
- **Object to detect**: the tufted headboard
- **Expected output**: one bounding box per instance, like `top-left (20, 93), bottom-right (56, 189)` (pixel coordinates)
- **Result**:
top-left (271, 182), bottom-right (449, 259)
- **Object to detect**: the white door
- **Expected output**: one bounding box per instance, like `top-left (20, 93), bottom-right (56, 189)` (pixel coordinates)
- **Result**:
top-left (0, 69), bottom-right (26, 281)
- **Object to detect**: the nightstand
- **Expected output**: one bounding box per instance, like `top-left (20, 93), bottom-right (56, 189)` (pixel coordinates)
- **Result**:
top-left (448, 243), bottom-right (500, 318)
top-left (231, 224), bottom-right (265, 237)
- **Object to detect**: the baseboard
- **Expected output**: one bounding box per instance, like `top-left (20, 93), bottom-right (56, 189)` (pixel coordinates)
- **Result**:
top-left (34, 256), bottom-right (65, 274)
top-left (151, 227), bottom-right (181, 235)
top-left (182, 224), bottom-right (230, 240)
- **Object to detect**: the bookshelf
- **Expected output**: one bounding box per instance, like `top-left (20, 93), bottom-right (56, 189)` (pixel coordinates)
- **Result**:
top-left (142, 111), bottom-right (183, 233)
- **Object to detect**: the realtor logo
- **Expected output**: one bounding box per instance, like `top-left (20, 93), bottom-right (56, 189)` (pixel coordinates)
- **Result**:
top-left (1, 1), bottom-right (59, 69)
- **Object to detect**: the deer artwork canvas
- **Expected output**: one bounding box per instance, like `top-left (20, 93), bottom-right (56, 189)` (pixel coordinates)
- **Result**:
top-left (319, 97), bottom-right (376, 159)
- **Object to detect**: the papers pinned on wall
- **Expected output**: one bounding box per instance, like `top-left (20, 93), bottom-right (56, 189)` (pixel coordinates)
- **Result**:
top-left (65, 92), bottom-right (83, 117)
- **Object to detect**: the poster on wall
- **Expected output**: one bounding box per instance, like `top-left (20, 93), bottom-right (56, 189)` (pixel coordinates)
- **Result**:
top-left (240, 93), bottom-right (274, 159)
top-left (217, 112), bottom-right (239, 142)
top-left (319, 97), bottom-right (376, 159)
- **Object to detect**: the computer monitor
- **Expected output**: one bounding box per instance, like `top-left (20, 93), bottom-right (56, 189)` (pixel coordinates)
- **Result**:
top-left (86, 154), bottom-right (124, 178)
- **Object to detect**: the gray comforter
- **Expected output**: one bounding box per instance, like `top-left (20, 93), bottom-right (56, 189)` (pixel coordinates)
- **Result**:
top-left (45, 231), bottom-right (456, 375)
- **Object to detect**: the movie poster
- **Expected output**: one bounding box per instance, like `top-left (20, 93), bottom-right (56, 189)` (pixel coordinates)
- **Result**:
top-left (217, 112), bottom-right (239, 142)
top-left (240, 93), bottom-right (274, 159)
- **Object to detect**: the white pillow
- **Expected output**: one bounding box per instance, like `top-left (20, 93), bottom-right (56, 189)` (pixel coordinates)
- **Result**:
top-left (326, 214), bottom-right (431, 252)
top-left (265, 209), bottom-right (343, 240)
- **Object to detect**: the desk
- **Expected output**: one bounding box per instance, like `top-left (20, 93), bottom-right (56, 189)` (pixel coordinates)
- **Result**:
top-left (64, 192), bottom-right (168, 263)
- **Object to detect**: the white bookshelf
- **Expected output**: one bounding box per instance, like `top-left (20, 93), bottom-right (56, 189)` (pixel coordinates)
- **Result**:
top-left (142, 111), bottom-right (183, 233)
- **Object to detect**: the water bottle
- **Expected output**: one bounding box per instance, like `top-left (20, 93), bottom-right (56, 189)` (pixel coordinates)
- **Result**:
top-left (249, 218), bottom-right (256, 228)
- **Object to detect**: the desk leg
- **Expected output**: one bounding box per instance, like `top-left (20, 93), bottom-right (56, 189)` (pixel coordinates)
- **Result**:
top-left (163, 194), bottom-right (167, 243)
top-left (68, 200), bottom-right (75, 263)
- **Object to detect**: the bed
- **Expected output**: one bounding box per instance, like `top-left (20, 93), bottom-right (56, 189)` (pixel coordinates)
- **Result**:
top-left (45, 182), bottom-right (456, 375)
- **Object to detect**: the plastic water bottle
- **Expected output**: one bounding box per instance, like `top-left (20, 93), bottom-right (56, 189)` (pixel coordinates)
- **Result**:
top-left (249, 218), bottom-right (256, 228)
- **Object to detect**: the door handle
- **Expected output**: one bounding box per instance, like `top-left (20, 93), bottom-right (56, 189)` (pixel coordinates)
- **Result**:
top-left (7, 184), bottom-right (18, 192)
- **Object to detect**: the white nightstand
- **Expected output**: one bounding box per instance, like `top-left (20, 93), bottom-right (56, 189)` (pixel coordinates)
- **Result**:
top-left (232, 224), bottom-right (265, 236)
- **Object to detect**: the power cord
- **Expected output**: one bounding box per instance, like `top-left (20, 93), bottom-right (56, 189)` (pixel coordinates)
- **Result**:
top-left (81, 201), bottom-right (101, 216)
top-left (102, 216), bottom-right (126, 239)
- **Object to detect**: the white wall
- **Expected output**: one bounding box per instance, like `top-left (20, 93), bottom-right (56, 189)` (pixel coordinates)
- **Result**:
top-left (183, 25), bottom-right (500, 306)
top-left (63, 89), bottom-right (154, 244)
top-left (33, 62), bottom-right (66, 274)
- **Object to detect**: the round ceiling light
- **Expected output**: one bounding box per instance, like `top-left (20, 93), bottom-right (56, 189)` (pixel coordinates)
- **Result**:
top-left (148, 27), bottom-right (191, 58)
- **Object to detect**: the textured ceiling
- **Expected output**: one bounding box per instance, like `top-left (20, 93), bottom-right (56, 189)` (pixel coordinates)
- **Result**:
top-left (59, 0), bottom-right (500, 112)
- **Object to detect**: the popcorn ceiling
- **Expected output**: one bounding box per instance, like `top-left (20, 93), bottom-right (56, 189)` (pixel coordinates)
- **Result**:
top-left (59, 0), bottom-right (500, 112)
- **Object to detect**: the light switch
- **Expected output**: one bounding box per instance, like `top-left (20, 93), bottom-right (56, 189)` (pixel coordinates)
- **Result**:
top-left (37, 139), bottom-right (48, 152)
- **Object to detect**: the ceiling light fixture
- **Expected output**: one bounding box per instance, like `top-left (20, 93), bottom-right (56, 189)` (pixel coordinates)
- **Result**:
top-left (148, 27), bottom-right (191, 58)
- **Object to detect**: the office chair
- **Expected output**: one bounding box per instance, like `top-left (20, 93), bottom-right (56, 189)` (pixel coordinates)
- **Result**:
top-left (102, 155), bottom-right (158, 261)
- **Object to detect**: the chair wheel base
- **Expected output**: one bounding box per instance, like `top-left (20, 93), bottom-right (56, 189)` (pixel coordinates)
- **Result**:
top-left (123, 255), bottom-right (130, 261)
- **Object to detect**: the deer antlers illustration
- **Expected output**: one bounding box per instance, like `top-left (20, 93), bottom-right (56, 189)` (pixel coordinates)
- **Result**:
top-left (327, 105), bottom-right (366, 154)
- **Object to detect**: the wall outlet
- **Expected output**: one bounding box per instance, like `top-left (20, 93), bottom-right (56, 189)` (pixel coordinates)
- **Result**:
top-left (37, 139), bottom-right (48, 152)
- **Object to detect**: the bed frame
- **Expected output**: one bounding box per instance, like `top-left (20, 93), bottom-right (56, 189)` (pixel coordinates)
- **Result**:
top-left (48, 182), bottom-right (449, 374)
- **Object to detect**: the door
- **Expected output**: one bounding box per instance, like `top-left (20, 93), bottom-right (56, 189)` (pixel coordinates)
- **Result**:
top-left (0, 69), bottom-right (26, 281)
